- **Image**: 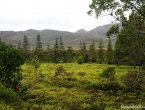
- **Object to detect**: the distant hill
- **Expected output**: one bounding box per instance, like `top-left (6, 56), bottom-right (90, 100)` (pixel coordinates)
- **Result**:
top-left (75, 29), bottom-right (87, 34)
top-left (0, 23), bottom-right (120, 49)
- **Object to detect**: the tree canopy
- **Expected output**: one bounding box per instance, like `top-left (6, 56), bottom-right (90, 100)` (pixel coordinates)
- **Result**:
top-left (0, 42), bottom-right (25, 91)
top-left (88, 0), bottom-right (145, 33)
top-left (114, 12), bottom-right (145, 69)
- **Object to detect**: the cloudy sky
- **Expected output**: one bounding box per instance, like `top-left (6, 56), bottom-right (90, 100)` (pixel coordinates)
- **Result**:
top-left (0, 0), bottom-right (114, 32)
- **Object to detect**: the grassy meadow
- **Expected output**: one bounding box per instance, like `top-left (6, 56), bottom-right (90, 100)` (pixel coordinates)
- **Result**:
top-left (13, 63), bottom-right (145, 110)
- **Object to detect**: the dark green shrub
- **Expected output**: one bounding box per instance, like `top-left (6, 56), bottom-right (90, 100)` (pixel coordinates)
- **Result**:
top-left (99, 67), bottom-right (115, 81)
top-left (0, 42), bottom-right (25, 92)
top-left (32, 55), bottom-right (40, 69)
top-left (0, 84), bottom-right (24, 109)
top-left (77, 56), bottom-right (83, 64)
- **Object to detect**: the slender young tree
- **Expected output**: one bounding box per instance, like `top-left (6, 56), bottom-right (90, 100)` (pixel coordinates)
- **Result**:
top-left (59, 36), bottom-right (64, 59)
top-left (97, 38), bottom-right (104, 63)
top-left (89, 40), bottom-right (96, 62)
top-left (35, 33), bottom-right (43, 61)
top-left (59, 36), bottom-right (64, 52)
top-left (82, 42), bottom-right (87, 55)
top-left (106, 38), bottom-right (113, 64)
top-left (54, 38), bottom-right (59, 52)
top-left (79, 41), bottom-right (83, 56)
top-left (53, 38), bottom-right (59, 63)
top-left (66, 46), bottom-right (74, 63)
top-left (82, 42), bottom-right (89, 63)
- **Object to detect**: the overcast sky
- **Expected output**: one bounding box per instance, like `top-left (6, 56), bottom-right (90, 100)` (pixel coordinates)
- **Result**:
top-left (0, 0), bottom-right (114, 32)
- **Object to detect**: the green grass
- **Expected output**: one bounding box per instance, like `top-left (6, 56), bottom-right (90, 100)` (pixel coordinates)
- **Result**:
top-left (22, 63), bottom-right (128, 84)
top-left (19, 63), bottom-right (143, 109)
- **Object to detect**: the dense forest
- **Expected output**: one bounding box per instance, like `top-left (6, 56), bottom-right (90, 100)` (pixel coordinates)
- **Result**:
top-left (1, 0), bottom-right (145, 109)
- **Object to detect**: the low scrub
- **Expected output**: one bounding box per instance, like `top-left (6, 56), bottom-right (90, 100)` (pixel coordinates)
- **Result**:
top-left (121, 71), bottom-right (145, 92)
top-left (51, 77), bottom-right (79, 88)
top-left (85, 81), bottom-right (123, 91)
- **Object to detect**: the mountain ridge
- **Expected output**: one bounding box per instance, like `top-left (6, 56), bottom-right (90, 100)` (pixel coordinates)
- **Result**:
top-left (0, 23), bottom-right (118, 49)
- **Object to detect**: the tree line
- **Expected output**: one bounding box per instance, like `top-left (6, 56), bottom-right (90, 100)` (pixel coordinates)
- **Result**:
top-left (5, 33), bottom-right (114, 64)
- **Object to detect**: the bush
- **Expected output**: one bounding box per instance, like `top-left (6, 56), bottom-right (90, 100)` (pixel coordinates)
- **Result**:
top-left (54, 65), bottom-right (66, 77)
top-left (0, 84), bottom-right (24, 109)
top-left (121, 71), bottom-right (145, 92)
top-left (0, 42), bottom-right (25, 91)
top-left (77, 56), bottom-right (83, 64)
top-left (99, 67), bottom-right (115, 81)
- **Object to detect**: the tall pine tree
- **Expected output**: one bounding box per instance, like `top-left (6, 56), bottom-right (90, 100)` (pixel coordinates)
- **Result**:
top-left (79, 41), bottom-right (83, 56)
top-left (36, 33), bottom-right (42, 52)
top-left (59, 36), bottom-right (64, 59)
top-left (106, 38), bottom-right (113, 64)
top-left (22, 34), bottom-right (30, 58)
top-left (97, 38), bottom-right (104, 64)
top-left (53, 38), bottom-right (59, 63)
top-left (89, 41), bottom-right (96, 62)
top-left (82, 42), bottom-right (89, 63)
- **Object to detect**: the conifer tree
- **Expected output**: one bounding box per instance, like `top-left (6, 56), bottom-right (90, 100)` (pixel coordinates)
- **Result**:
top-left (35, 33), bottom-right (44, 61)
top-left (106, 38), bottom-right (113, 64)
top-left (59, 36), bottom-right (64, 52)
top-left (54, 38), bottom-right (59, 52)
top-left (36, 33), bottom-right (42, 52)
top-left (89, 40), bottom-right (96, 62)
top-left (82, 42), bottom-right (87, 53)
top-left (59, 36), bottom-right (64, 59)
top-left (97, 38), bottom-right (104, 63)
top-left (79, 41), bottom-right (83, 56)
top-left (23, 35), bottom-right (29, 52)
top-left (53, 38), bottom-right (59, 63)
top-left (82, 42), bottom-right (89, 63)
top-left (22, 34), bottom-right (30, 58)
top-left (66, 46), bottom-right (74, 63)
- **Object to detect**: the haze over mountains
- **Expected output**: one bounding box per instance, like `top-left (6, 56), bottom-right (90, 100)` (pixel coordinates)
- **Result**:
top-left (0, 24), bottom-right (118, 49)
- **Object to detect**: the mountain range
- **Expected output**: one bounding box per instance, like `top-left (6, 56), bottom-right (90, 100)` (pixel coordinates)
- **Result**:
top-left (0, 23), bottom-right (119, 49)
